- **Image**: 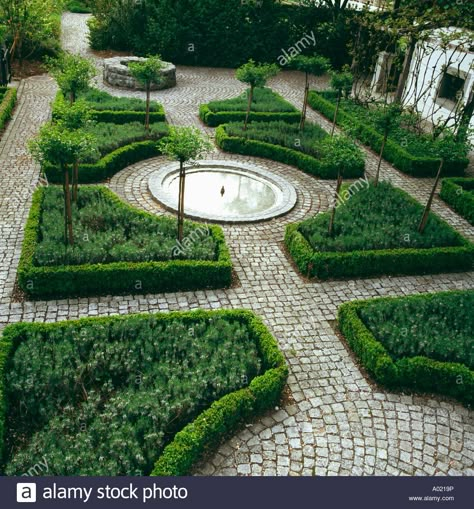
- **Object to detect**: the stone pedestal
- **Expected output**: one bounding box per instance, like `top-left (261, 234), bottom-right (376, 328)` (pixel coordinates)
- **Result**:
top-left (103, 56), bottom-right (177, 90)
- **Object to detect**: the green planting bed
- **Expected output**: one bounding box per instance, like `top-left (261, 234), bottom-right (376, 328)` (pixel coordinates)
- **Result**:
top-left (18, 186), bottom-right (232, 299)
top-left (338, 290), bottom-right (473, 406)
top-left (440, 178), bottom-right (474, 225)
top-left (308, 91), bottom-right (469, 177)
top-left (216, 121), bottom-right (365, 179)
top-left (0, 309), bottom-right (288, 475)
top-left (285, 181), bottom-right (473, 279)
top-left (43, 121), bottom-right (169, 183)
top-left (53, 88), bottom-right (166, 124)
top-left (200, 87), bottom-right (300, 127)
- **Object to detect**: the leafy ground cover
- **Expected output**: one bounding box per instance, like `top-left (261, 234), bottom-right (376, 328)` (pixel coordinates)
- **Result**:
top-left (207, 87), bottom-right (296, 113)
top-left (2, 311), bottom-right (263, 475)
top-left (77, 88), bottom-right (162, 112)
top-left (83, 121), bottom-right (168, 162)
top-left (225, 120), bottom-right (326, 156)
top-left (338, 291), bottom-right (474, 406)
top-left (440, 178), bottom-right (474, 226)
top-left (299, 181), bottom-right (462, 252)
top-left (359, 292), bottom-right (473, 370)
top-left (34, 186), bottom-right (218, 266)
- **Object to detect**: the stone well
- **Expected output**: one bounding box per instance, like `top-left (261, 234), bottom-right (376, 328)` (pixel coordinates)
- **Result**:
top-left (103, 56), bottom-right (177, 91)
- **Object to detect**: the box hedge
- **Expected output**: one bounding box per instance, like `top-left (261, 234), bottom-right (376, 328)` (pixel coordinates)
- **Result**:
top-left (43, 140), bottom-right (161, 183)
top-left (215, 125), bottom-right (365, 179)
top-left (0, 87), bottom-right (17, 132)
top-left (151, 310), bottom-right (288, 476)
top-left (285, 223), bottom-right (473, 280)
top-left (440, 178), bottom-right (474, 226)
top-left (307, 91), bottom-right (468, 178)
top-left (18, 187), bottom-right (233, 299)
top-left (199, 103), bottom-right (301, 127)
top-left (0, 310), bottom-right (288, 474)
top-left (338, 292), bottom-right (474, 406)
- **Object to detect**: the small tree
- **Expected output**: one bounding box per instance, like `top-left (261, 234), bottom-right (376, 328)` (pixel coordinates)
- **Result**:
top-left (54, 100), bottom-right (94, 202)
top-left (128, 55), bottom-right (164, 132)
top-left (329, 67), bottom-right (353, 136)
top-left (235, 60), bottom-right (279, 131)
top-left (159, 127), bottom-right (213, 242)
top-left (418, 135), bottom-right (468, 234)
top-left (29, 123), bottom-right (95, 246)
top-left (46, 52), bottom-right (96, 104)
top-left (317, 135), bottom-right (364, 236)
top-left (373, 103), bottom-right (402, 186)
top-left (291, 55), bottom-right (330, 130)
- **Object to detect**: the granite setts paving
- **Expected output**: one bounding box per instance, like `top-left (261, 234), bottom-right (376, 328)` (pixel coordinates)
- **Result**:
top-left (0, 12), bottom-right (472, 477)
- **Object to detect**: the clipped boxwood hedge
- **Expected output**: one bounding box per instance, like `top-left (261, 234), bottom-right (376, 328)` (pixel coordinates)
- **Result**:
top-left (18, 187), bottom-right (232, 299)
top-left (0, 86), bottom-right (17, 132)
top-left (43, 140), bottom-right (161, 183)
top-left (308, 91), bottom-right (468, 178)
top-left (199, 103), bottom-right (300, 127)
top-left (151, 309), bottom-right (288, 475)
top-left (215, 125), bottom-right (365, 179)
top-left (338, 291), bottom-right (474, 406)
top-left (285, 222), bottom-right (473, 280)
top-left (0, 310), bottom-right (288, 474)
top-left (440, 178), bottom-right (474, 226)
top-left (53, 90), bottom-right (167, 124)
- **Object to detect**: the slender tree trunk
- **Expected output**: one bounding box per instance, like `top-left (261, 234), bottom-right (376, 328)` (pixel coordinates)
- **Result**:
top-left (70, 91), bottom-right (75, 105)
top-left (331, 92), bottom-right (341, 137)
top-left (456, 87), bottom-right (474, 142)
top-left (177, 161), bottom-right (185, 242)
top-left (145, 83), bottom-right (151, 133)
top-left (63, 165), bottom-right (74, 246)
top-left (394, 37), bottom-right (416, 104)
top-left (375, 130), bottom-right (388, 187)
top-left (328, 170), bottom-right (343, 236)
top-left (300, 72), bottom-right (309, 131)
top-left (244, 85), bottom-right (254, 131)
top-left (73, 160), bottom-right (79, 202)
top-left (418, 159), bottom-right (444, 234)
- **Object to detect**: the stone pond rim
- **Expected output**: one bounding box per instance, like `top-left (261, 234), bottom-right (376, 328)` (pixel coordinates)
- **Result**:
top-left (103, 56), bottom-right (177, 91)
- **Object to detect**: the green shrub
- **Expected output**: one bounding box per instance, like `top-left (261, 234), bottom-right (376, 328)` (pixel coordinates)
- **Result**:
top-left (0, 309), bottom-right (287, 475)
top-left (0, 87), bottom-right (17, 132)
top-left (440, 178), bottom-right (474, 225)
top-left (285, 182), bottom-right (473, 279)
top-left (18, 187), bottom-right (232, 298)
top-left (216, 124), bottom-right (365, 179)
top-left (308, 91), bottom-right (469, 177)
top-left (200, 88), bottom-right (300, 127)
top-left (43, 140), bottom-right (161, 183)
top-left (66, 0), bottom-right (92, 13)
top-left (338, 291), bottom-right (474, 406)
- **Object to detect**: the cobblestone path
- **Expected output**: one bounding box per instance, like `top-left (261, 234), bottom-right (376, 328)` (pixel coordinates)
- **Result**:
top-left (0, 13), bottom-right (472, 476)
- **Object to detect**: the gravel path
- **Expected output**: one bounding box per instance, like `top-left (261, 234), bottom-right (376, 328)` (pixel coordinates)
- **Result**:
top-left (0, 13), bottom-right (472, 477)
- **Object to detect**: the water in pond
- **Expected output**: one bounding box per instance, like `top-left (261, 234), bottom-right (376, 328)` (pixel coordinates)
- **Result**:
top-left (167, 169), bottom-right (277, 216)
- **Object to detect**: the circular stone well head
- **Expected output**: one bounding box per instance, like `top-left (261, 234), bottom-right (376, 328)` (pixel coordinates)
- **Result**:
top-left (103, 56), bottom-right (177, 91)
top-left (148, 160), bottom-right (297, 223)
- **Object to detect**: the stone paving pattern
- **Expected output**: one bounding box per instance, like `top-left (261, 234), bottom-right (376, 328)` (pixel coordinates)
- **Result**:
top-left (0, 13), bottom-right (472, 476)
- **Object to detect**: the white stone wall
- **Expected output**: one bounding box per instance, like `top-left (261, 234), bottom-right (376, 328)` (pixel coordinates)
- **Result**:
top-left (402, 28), bottom-right (474, 142)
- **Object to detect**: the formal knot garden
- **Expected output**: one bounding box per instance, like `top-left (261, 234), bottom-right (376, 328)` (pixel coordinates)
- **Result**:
top-left (0, 0), bottom-right (473, 478)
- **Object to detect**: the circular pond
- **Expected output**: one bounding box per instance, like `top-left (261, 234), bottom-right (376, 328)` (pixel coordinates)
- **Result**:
top-left (148, 160), bottom-right (297, 223)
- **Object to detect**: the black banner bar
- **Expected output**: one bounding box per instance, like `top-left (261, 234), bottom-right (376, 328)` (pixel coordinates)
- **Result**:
top-left (1, 476), bottom-right (471, 509)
